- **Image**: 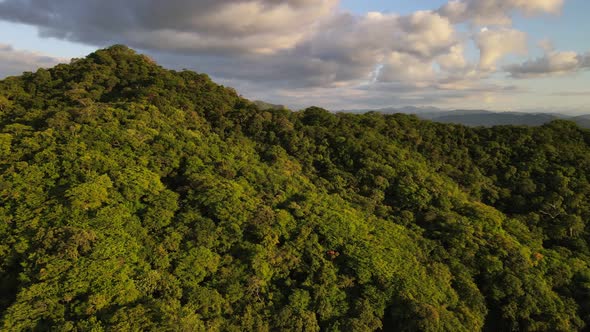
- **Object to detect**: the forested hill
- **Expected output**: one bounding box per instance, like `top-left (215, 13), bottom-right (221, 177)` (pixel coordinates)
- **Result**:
top-left (1, 45), bottom-right (590, 331)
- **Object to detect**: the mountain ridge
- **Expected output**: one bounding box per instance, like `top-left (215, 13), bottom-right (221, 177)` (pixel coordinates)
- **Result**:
top-left (339, 106), bottom-right (590, 128)
top-left (0, 46), bottom-right (589, 331)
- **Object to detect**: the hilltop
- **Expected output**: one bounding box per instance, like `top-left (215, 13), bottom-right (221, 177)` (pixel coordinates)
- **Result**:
top-left (0, 46), bottom-right (589, 331)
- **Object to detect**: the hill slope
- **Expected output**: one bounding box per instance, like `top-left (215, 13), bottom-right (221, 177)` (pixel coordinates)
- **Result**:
top-left (1, 46), bottom-right (590, 331)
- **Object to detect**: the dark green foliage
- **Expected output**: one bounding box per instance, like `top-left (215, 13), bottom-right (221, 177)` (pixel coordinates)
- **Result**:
top-left (0, 46), bottom-right (589, 331)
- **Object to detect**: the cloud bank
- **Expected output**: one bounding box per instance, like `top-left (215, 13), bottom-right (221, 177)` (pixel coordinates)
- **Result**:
top-left (506, 50), bottom-right (590, 78)
top-left (438, 0), bottom-right (564, 25)
top-left (0, 44), bottom-right (66, 77)
top-left (0, 0), bottom-right (339, 54)
top-left (0, 0), bottom-right (581, 109)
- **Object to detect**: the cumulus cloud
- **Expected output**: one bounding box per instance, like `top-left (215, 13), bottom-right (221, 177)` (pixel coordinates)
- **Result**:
top-left (0, 0), bottom-right (470, 91)
top-left (439, 0), bottom-right (564, 25)
top-left (475, 28), bottom-right (528, 71)
top-left (437, 44), bottom-right (469, 71)
top-left (505, 50), bottom-right (590, 78)
top-left (0, 0), bottom-right (574, 109)
top-left (378, 52), bottom-right (437, 85)
top-left (300, 10), bottom-right (457, 61)
top-left (0, 0), bottom-right (535, 85)
top-left (0, 0), bottom-right (339, 54)
top-left (0, 44), bottom-right (66, 78)
top-left (152, 9), bottom-right (465, 89)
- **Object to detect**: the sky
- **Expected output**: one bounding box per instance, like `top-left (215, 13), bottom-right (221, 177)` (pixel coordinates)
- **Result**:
top-left (0, 0), bottom-right (589, 113)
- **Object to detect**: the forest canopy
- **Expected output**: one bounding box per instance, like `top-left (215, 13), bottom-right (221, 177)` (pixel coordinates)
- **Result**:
top-left (1, 45), bottom-right (589, 331)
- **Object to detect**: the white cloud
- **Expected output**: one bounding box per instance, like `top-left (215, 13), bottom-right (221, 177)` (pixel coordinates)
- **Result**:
top-left (0, 44), bottom-right (66, 78)
top-left (378, 52), bottom-right (436, 84)
top-left (0, 0), bottom-right (579, 110)
top-left (151, 9), bottom-right (464, 89)
top-left (506, 50), bottom-right (590, 78)
top-left (439, 0), bottom-right (564, 25)
top-left (395, 11), bottom-right (457, 58)
top-left (0, 0), bottom-right (339, 54)
top-left (0, 0), bottom-right (532, 87)
top-left (475, 28), bottom-right (528, 71)
top-left (437, 44), bottom-right (469, 71)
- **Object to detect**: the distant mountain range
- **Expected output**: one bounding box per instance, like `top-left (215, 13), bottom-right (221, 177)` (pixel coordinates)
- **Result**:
top-left (341, 107), bottom-right (590, 128)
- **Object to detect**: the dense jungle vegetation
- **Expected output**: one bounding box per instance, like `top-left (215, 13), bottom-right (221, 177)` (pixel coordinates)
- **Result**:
top-left (1, 45), bottom-right (589, 331)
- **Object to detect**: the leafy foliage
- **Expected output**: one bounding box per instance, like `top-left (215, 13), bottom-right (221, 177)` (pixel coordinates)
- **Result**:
top-left (0, 45), bottom-right (589, 331)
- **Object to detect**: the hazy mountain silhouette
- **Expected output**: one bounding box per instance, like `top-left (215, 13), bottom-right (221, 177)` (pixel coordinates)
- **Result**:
top-left (341, 107), bottom-right (590, 128)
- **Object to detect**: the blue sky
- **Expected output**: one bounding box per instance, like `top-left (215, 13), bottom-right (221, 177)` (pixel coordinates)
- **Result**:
top-left (342, 0), bottom-right (449, 14)
top-left (0, 0), bottom-right (588, 113)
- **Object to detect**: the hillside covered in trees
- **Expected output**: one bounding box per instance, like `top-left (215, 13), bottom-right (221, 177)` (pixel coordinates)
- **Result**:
top-left (1, 46), bottom-right (590, 331)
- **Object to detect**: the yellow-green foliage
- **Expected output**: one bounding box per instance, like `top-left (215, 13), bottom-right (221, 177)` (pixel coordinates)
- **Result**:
top-left (0, 46), bottom-right (589, 331)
